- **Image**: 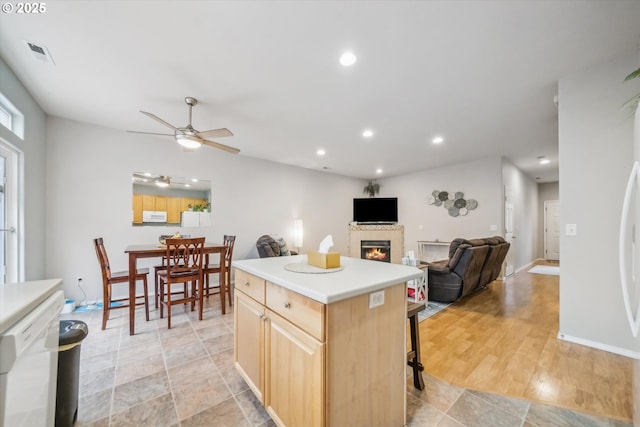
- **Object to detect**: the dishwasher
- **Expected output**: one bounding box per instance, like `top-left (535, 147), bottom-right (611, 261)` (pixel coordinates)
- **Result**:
top-left (0, 288), bottom-right (64, 426)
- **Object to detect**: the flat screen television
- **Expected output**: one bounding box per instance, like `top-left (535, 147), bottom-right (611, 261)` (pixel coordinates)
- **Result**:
top-left (353, 197), bottom-right (398, 224)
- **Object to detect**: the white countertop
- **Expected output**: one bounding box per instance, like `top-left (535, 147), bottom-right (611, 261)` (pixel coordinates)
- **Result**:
top-left (0, 279), bottom-right (63, 334)
top-left (232, 255), bottom-right (423, 304)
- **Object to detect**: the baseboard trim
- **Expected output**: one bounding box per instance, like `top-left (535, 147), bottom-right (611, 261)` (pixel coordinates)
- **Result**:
top-left (514, 258), bottom-right (543, 275)
top-left (557, 332), bottom-right (640, 359)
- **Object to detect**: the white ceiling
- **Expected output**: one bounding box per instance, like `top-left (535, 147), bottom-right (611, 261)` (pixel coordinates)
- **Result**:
top-left (1, 1), bottom-right (640, 183)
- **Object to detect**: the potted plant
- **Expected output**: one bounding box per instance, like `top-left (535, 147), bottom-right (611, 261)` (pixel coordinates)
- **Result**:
top-left (624, 66), bottom-right (640, 113)
top-left (363, 180), bottom-right (380, 197)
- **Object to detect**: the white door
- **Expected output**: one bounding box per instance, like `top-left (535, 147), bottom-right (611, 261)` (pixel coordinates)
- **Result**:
top-left (0, 140), bottom-right (20, 284)
top-left (544, 200), bottom-right (560, 261)
top-left (504, 187), bottom-right (515, 276)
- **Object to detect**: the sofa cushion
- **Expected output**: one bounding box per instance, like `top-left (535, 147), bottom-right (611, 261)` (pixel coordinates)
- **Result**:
top-left (447, 243), bottom-right (471, 268)
top-left (448, 238), bottom-right (468, 259)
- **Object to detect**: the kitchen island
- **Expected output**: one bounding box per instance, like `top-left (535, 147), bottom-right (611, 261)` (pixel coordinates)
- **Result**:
top-left (232, 255), bottom-right (423, 427)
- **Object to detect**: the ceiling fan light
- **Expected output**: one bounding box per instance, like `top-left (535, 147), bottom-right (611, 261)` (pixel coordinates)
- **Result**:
top-left (175, 133), bottom-right (202, 149)
top-left (155, 176), bottom-right (170, 187)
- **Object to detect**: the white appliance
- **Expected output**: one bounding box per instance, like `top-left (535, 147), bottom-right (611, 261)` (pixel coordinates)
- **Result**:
top-left (181, 211), bottom-right (211, 228)
top-left (142, 210), bottom-right (167, 223)
top-left (0, 280), bottom-right (64, 427)
top-left (619, 103), bottom-right (640, 426)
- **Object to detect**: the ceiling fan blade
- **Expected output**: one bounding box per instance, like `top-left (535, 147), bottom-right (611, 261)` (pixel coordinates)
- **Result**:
top-left (196, 128), bottom-right (234, 139)
top-left (127, 130), bottom-right (174, 136)
top-left (140, 111), bottom-right (179, 131)
top-left (199, 137), bottom-right (240, 154)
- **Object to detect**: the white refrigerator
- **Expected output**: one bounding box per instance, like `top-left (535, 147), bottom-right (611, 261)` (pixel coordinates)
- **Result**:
top-left (620, 103), bottom-right (640, 426)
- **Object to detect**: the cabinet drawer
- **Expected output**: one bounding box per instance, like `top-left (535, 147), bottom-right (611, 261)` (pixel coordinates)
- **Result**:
top-left (235, 269), bottom-right (266, 304)
top-left (266, 282), bottom-right (325, 342)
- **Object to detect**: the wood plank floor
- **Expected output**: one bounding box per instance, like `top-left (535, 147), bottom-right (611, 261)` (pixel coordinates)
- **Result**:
top-left (419, 262), bottom-right (633, 422)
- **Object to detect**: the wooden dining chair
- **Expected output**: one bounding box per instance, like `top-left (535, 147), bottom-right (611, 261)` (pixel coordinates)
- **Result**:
top-left (204, 235), bottom-right (236, 313)
top-left (93, 237), bottom-right (150, 331)
top-left (157, 237), bottom-right (206, 329)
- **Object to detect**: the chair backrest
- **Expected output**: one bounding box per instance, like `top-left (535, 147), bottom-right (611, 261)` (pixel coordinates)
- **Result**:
top-left (223, 235), bottom-right (236, 263)
top-left (93, 237), bottom-right (113, 281)
top-left (165, 237), bottom-right (206, 279)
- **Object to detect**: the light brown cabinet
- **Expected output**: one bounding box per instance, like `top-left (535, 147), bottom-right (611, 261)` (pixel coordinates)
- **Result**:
top-left (132, 194), bottom-right (208, 224)
top-left (166, 197), bottom-right (181, 224)
top-left (132, 194), bottom-right (143, 224)
top-left (233, 268), bottom-right (405, 427)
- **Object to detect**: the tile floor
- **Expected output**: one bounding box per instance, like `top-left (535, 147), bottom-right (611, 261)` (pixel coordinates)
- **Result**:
top-left (64, 296), bottom-right (633, 427)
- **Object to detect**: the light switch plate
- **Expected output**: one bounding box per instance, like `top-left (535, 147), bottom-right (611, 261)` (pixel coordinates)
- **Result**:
top-left (566, 224), bottom-right (577, 236)
top-left (369, 290), bottom-right (385, 308)
top-left (489, 225), bottom-right (498, 231)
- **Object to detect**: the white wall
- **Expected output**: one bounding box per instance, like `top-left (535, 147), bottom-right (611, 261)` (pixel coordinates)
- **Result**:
top-left (45, 117), bottom-right (363, 302)
top-left (0, 56), bottom-right (47, 280)
top-left (379, 157), bottom-right (504, 255)
top-left (537, 182), bottom-right (559, 259)
top-left (502, 158), bottom-right (539, 271)
top-left (558, 50), bottom-right (640, 355)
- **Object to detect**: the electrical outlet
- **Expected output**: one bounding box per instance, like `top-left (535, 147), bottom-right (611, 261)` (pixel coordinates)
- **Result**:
top-left (566, 224), bottom-right (577, 236)
top-left (369, 290), bottom-right (385, 308)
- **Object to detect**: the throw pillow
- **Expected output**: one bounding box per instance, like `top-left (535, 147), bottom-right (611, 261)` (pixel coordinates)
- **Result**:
top-left (276, 237), bottom-right (291, 256)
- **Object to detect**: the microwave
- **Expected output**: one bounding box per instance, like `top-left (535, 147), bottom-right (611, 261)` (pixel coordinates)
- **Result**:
top-left (142, 211), bottom-right (167, 223)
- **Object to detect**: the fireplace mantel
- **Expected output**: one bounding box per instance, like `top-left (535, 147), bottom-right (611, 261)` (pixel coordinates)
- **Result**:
top-left (348, 224), bottom-right (404, 264)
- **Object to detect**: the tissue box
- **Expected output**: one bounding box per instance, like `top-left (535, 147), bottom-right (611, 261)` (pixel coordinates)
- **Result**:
top-left (307, 251), bottom-right (341, 269)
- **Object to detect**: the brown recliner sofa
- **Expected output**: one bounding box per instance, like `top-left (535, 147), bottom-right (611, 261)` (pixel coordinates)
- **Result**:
top-left (427, 237), bottom-right (510, 303)
top-left (256, 235), bottom-right (298, 258)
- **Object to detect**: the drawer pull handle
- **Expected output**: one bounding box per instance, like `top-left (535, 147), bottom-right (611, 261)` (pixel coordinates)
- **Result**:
top-left (243, 281), bottom-right (250, 286)
top-left (284, 302), bottom-right (291, 309)
top-left (260, 314), bottom-right (267, 321)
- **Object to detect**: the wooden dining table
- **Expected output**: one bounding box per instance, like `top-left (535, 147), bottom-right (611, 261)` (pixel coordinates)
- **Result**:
top-left (125, 242), bottom-right (227, 335)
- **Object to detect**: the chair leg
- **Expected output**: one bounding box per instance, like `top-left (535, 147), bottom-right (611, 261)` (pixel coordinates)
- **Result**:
top-left (102, 284), bottom-right (110, 330)
top-left (408, 313), bottom-right (425, 390)
top-left (226, 270), bottom-right (233, 307)
top-left (198, 279), bottom-right (204, 321)
top-left (166, 283), bottom-right (172, 329)
top-left (159, 280), bottom-right (165, 319)
top-left (219, 273), bottom-right (226, 315)
top-left (143, 276), bottom-right (150, 321)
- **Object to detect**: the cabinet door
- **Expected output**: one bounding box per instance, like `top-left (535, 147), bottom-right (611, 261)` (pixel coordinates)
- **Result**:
top-left (132, 194), bottom-right (143, 223)
top-left (142, 194), bottom-right (155, 211)
top-left (166, 197), bottom-right (181, 223)
top-left (234, 291), bottom-right (265, 402)
top-left (154, 195), bottom-right (167, 212)
top-left (265, 310), bottom-right (324, 427)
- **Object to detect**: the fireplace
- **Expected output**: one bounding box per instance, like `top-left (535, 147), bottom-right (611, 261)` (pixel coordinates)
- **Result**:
top-left (361, 240), bottom-right (391, 263)
top-left (349, 224), bottom-right (404, 264)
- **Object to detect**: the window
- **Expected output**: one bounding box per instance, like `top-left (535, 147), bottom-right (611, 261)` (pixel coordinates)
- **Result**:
top-left (0, 93), bottom-right (24, 139)
top-left (0, 104), bottom-right (12, 130)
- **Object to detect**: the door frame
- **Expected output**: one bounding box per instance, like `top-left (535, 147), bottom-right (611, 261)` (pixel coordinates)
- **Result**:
top-left (544, 200), bottom-right (560, 261)
top-left (504, 186), bottom-right (515, 276)
top-left (0, 138), bottom-right (23, 283)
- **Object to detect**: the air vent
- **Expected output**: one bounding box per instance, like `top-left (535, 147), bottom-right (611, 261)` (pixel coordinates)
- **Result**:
top-left (23, 40), bottom-right (55, 65)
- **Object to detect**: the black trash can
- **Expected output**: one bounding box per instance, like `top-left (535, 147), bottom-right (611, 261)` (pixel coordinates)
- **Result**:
top-left (56, 320), bottom-right (88, 427)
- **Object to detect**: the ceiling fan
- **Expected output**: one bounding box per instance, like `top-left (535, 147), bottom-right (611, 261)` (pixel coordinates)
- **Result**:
top-left (132, 172), bottom-right (171, 187)
top-left (129, 97), bottom-right (239, 154)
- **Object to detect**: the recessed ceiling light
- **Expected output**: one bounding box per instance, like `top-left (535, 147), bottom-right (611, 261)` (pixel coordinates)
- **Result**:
top-left (316, 149), bottom-right (326, 156)
top-left (191, 178), bottom-right (198, 182)
top-left (537, 156), bottom-right (550, 165)
top-left (432, 136), bottom-right (444, 144)
top-left (362, 129), bottom-right (374, 138)
top-left (376, 168), bottom-right (383, 174)
top-left (184, 184), bottom-right (191, 188)
top-left (339, 51), bottom-right (357, 66)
